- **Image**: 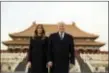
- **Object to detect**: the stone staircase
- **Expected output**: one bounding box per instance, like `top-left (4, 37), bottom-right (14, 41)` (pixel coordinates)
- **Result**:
top-left (76, 55), bottom-right (92, 73)
top-left (15, 57), bottom-right (27, 72)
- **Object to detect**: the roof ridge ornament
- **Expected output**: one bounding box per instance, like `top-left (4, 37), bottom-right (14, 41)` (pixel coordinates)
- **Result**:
top-left (33, 21), bottom-right (36, 25)
top-left (72, 22), bottom-right (76, 26)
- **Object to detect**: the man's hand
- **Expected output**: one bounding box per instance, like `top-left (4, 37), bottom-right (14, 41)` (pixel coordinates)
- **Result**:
top-left (27, 61), bottom-right (31, 68)
top-left (47, 61), bottom-right (53, 68)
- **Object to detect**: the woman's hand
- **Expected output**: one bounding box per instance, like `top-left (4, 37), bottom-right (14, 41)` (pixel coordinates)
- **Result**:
top-left (27, 61), bottom-right (31, 68)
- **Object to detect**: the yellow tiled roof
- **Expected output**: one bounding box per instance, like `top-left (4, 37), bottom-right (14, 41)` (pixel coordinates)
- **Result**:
top-left (9, 22), bottom-right (98, 38)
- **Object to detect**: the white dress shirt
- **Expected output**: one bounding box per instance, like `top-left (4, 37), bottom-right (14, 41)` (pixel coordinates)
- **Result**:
top-left (59, 32), bottom-right (65, 39)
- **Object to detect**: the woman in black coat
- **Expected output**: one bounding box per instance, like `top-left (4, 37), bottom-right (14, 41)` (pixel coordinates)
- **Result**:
top-left (27, 24), bottom-right (48, 73)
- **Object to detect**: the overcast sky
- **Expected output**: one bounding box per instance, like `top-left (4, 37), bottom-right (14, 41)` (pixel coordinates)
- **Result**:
top-left (1, 2), bottom-right (108, 51)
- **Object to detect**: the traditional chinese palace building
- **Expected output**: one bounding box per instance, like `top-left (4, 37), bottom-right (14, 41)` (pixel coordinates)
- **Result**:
top-left (2, 22), bottom-right (108, 73)
top-left (2, 22), bottom-right (105, 53)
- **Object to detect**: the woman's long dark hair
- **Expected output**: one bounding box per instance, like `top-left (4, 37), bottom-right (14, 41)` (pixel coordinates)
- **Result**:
top-left (33, 24), bottom-right (45, 39)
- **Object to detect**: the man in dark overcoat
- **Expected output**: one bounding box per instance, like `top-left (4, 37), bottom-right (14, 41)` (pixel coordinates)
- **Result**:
top-left (47, 22), bottom-right (75, 73)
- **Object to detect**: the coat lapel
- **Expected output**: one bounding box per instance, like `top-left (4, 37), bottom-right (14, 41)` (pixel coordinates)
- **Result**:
top-left (56, 32), bottom-right (61, 40)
